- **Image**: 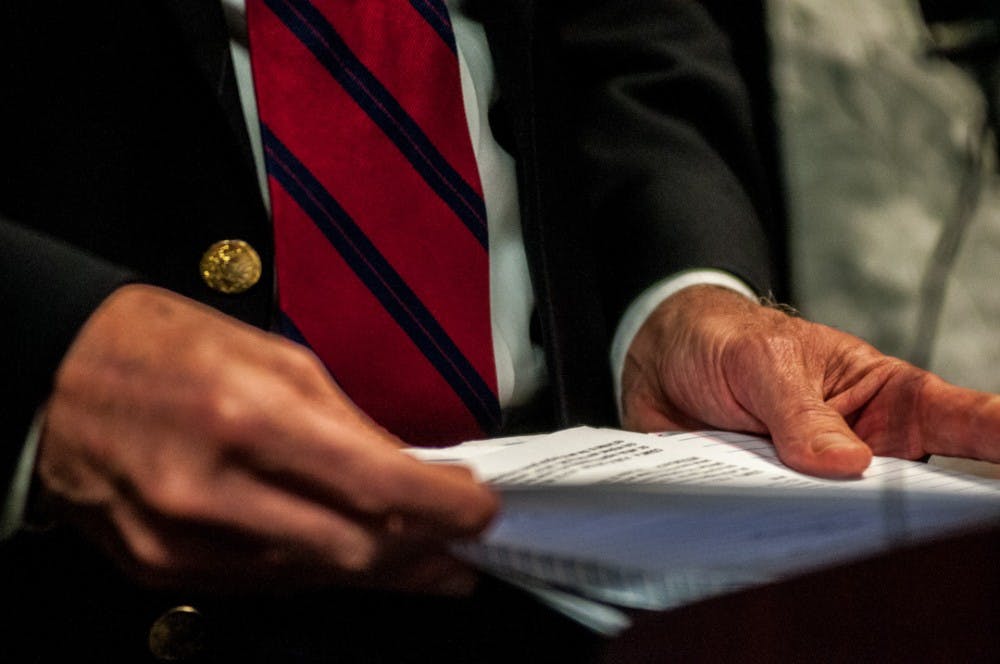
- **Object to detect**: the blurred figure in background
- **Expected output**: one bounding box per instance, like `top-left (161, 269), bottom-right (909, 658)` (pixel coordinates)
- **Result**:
top-left (771, 0), bottom-right (1000, 476)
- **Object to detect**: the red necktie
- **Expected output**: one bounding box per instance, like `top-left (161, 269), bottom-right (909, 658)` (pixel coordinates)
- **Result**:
top-left (247, 0), bottom-right (500, 444)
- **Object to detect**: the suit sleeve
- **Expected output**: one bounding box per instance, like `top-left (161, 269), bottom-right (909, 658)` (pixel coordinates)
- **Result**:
top-left (0, 219), bottom-right (135, 508)
top-left (557, 0), bottom-right (775, 324)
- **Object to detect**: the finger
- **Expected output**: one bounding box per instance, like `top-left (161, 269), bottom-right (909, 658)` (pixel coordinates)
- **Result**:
top-left (107, 466), bottom-right (481, 592)
top-left (107, 468), bottom-right (383, 588)
top-left (718, 318), bottom-right (875, 478)
top-left (915, 376), bottom-right (1000, 462)
top-left (221, 384), bottom-right (499, 537)
top-left (101, 505), bottom-right (477, 594)
top-left (762, 395), bottom-right (874, 478)
top-left (728, 357), bottom-right (872, 477)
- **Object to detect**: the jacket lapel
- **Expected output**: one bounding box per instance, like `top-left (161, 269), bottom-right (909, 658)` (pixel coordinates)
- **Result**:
top-left (157, 0), bottom-right (257, 173)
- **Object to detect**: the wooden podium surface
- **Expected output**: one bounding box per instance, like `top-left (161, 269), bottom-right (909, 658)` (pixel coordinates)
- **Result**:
top-left (599, 521), bottom-right (1000, 663)
top-left (2, 519), bottom-right (995, 662)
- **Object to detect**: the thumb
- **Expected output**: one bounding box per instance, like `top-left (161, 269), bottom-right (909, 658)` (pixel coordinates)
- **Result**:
top-left (765, 397), bottom-right (873, 478)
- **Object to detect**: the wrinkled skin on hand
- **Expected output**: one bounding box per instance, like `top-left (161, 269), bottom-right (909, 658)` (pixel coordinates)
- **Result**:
top-left (622, 285), bottom-right (1000, 478)
top-left (36, 285), bottom-right (498, 593)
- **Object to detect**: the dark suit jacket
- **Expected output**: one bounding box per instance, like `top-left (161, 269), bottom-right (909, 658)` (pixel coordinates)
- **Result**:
top-left (0, 1), bottom-right (772, 660)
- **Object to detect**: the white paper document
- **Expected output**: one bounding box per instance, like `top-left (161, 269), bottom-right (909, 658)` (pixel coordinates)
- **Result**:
top-left (411, 428), bottom-right (1000, 633)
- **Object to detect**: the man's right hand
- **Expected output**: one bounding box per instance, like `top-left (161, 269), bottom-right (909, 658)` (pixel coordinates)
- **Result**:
top-left (35, 284), bottom-right (498, 594)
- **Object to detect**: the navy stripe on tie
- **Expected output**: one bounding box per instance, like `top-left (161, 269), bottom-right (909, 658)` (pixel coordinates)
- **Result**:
top-left (262, 125), bottom-right (500, 432)
top-left (408, 0), bottom-right (458, 53)
top-left (264, 0), bottom-right (488, 249)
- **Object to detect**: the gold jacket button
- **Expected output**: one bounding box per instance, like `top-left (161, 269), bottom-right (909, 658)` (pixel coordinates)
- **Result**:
top-left (199, 239), bottom-right (262, 294)
top-left (148, 605), bottom-right (207, 662)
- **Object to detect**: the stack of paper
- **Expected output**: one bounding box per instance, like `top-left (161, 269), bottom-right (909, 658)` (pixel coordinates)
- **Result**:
top-left (410, 428), bottom-right (1000, 635)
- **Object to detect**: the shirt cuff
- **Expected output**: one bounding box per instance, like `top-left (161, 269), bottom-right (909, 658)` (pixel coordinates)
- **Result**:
top-left (1, 408), bottom-right (46, 541)
top-left (609, 269), bottom-right (757, 423)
